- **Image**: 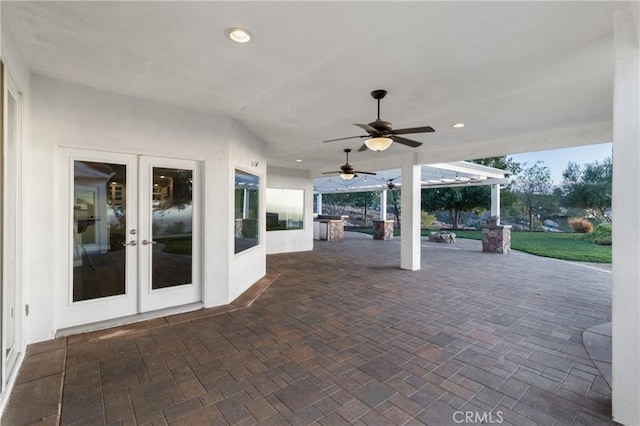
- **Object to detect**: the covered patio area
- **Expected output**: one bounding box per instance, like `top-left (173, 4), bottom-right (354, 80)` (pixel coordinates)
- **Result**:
top-left (3, 238), bottom-right (611, 425)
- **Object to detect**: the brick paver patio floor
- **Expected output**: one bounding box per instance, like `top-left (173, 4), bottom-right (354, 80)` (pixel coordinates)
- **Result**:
top-left (3, 237), bottom-right (612, 425)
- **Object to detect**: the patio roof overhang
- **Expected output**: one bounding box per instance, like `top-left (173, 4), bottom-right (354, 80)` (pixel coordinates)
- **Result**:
top-left (314, 161), bottom-right (509, 194)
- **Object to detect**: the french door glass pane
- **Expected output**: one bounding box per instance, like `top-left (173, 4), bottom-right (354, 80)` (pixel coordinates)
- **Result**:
top-left (73, 161), bottom-right (127, 302)
top-left (151, 167), bottom-right (193, 289)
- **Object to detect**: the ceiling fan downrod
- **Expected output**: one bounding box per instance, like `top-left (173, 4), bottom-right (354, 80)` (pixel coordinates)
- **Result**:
top-left (371, 89), bottom-right (387, 120)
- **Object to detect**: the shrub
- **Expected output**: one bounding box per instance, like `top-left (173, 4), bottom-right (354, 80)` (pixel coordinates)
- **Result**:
top-left (593, 223), bottom-right (612, 245)
top-left (421, 212), bottom-right (436, 229)
top-left (568, 217), bottom-right (594, 233)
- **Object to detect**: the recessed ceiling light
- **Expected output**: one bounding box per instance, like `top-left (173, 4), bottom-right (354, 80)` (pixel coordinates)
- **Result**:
top-left (226, 27), bottom-right (253, 43)
top-left (295, 159), bottom-right (303, 162)
top-left (452, 123), bottom-right (465, 128)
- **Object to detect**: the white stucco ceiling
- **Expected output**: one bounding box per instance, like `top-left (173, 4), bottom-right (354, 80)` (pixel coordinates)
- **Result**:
top-left (2, 1), bottom-right (619, 172)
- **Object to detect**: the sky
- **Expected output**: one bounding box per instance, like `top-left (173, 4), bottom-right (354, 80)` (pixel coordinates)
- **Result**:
top-left (506, 143), bottom-right (612, 185)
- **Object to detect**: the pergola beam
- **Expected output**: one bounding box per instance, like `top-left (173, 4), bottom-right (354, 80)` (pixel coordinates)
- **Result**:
top-left (313, 177), bottom-right (511, 194)
top-left (421, 162), bottom-right (508, 179)
top-left (313, 161), bottom-right (509, 194)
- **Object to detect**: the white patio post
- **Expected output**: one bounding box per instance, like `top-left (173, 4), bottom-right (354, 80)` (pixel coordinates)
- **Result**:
top-left (400, 154), bottom-right (421, 270)
top-left (316, 193), bottom-right (323, 215)
top-left (491, 184), bottom-right (501, 224)
top-left (380, 189), bottom-right (388, 220)
top-left (612, 5), bottom-right (640, 426)
top-left (243, 189), bottom-right (250, 219)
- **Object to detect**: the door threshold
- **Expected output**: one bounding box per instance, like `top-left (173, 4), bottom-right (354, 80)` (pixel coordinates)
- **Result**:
top-left (56, 302), bottom-right (204, 338)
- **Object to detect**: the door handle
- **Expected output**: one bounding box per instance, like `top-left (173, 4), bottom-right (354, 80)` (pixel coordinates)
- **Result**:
top-left (122, 240), bottom-right (137, 247)
top-left (141, 240), bottom-right (157, 245)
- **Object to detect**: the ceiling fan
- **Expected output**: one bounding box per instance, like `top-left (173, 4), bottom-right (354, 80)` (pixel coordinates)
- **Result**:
top-left (386, 178), bottom-right (400, 190)
top-left (322, 148), bottom-right (376, 181)
top-left (323, 89), bottom-right (435, 152)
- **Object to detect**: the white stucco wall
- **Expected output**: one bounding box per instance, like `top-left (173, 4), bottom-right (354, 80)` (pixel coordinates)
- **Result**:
top-left (227, 119), bottom-right (267, 302)
top-left (265, 166), bottom-right (314, 255)
top-left (29, 75), bottom-right (266, 342)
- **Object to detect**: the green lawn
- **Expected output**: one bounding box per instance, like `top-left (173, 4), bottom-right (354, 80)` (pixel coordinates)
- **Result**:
top-left (453, 230), bottom-right (611, 263)
top-left (352, 228), bottom-right (612, 263)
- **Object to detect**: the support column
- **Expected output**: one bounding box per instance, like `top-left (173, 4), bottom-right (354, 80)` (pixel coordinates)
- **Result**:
top-left (612, 6), bottom-right (640, 426)
top-left (242, 189), bottom-right (250, 219)
top-left (380, 189), bottom-right (387, 220)
top-left (316, 193), bottom-right (322, 215)
top-left (490, 184), bottom-right (501, 224)
top-left (400, 155), bottom-right (421, 270)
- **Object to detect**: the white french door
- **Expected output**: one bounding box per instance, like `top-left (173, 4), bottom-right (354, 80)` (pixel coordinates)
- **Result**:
top-left (138, 156), bottom-right (201, 312)
top-left (3, 64), bottom-right (22, 385)
top-left (57, 149), bottom-right (201, 329)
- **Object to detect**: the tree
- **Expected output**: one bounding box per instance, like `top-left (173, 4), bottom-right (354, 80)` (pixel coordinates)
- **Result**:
top-left (421, 156), bottom-right (519, 229)
top-left (158, 169), bottom-right (193, 211)
top-left (471, 156), bottom-right (521, 216)
top-left (499, 188), bottom-right (520, 216)
top-left (471, 156), bottom-right (521, 175)
top-left (512, 161), bottom-right (553, 231)
top-left (422, 186), bottom-right (490, 229)
top-left (322, 193), bottom-right (351, 216)
top-left (389, 189), bottom-right (401, 228)
top-left (321, 191), bottom-right (380, 225)
top-left (351, 191), bottom-right (380, 226)
top-left (561, 157), bottom-right (612, 223)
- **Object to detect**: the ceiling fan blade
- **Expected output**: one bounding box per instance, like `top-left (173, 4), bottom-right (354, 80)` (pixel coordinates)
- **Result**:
top-left (323, 135), bottom-right (366, 143)
top-left (392, 135), bottom-right (423, 148)
top-left (322, 171), bottom-right (342, 175)
top-left (354, 123), bottom-right (379, 134)
top-left (353, 171), bottom-right (377, 175)
top-left (390, 126), bottom-right (435, 135)
top-left (357, 143), bottom-right (368, 152)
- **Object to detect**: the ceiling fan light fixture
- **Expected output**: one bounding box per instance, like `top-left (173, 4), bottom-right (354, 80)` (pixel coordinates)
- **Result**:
top-left (364, 137), bottom-right (393, 152)
top-left (226, 27), bottom-right (253, 43)
top-left (339, 172), bottom-right (355, 181)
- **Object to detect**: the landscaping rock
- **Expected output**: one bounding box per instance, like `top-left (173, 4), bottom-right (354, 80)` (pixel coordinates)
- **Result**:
top-left (429, 231), bottom-right (456, 243)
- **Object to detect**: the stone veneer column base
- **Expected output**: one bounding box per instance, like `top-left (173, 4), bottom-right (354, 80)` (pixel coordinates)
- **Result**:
top-left (327, 220), bottom-right (344, 241)
top-left (481, 225), bottom-right (512, 254)
top-left (373, 220), bottom-right (394, 240)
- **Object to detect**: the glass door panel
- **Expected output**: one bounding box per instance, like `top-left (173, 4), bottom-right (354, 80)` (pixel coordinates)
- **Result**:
top-left (73, 161), bottom-right (127, 301)
top-left (57, 150), bottom-right (138, 329)
top-left (151, 167), bottom-right (193, 289)
top-left (139, 157), bottom-right (200, 312)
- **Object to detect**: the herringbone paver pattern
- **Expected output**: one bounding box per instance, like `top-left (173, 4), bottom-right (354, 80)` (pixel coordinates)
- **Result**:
top-left (4, 238), bottom-right (612, 425)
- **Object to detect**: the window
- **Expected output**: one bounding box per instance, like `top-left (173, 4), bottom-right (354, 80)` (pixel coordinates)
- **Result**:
top-left (266, 188), bottom-right (304, 231)
top-left (234, 170), bottom-right (260, 253)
